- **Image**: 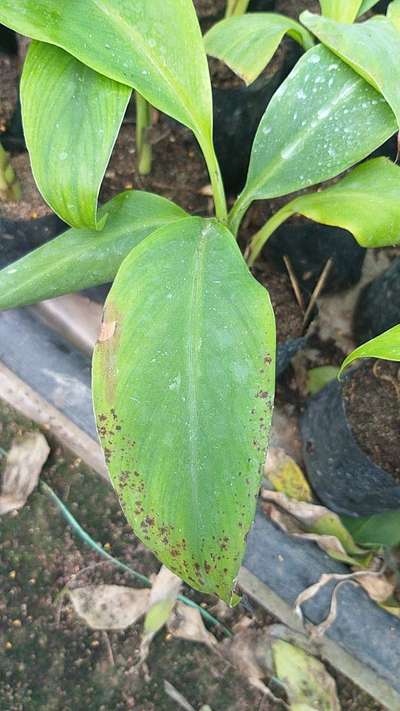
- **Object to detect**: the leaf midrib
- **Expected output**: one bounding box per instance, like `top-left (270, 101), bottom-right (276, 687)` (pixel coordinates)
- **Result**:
top-left (246, 71), bottom-right (367, 202)
top-left (186, 227), bottom-right (208, 540)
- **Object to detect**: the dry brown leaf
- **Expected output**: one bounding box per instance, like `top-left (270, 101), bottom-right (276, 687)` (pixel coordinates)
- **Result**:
top-left (262, 490), bottom-right (335, 527)
top-left (221, 628), bottom-right (270, 681)
top-left (98, 320), bottom-right (116, 342)
top-left (0, 432), bottom-right (50, 514)
top-left (167, 601), bottom-right (217, 647)
top-left (69, 585), bottom-right (150, 630)
top-left (357, 572), bottom-right (395, 603)
top-left (261, 490), bottom-right (364, 560)
top-left (292, 533), bottom-right (349, 559)
top-left (294, 566), bottom-right (387, 636)
top-left (221, 629), bottom-right (289, 708)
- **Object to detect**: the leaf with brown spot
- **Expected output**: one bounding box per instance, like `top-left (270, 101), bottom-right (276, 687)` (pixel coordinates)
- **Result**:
top-left (98, 320), bottom-right (116, 343)
top-left (93, 217), bottom-right (275, 604)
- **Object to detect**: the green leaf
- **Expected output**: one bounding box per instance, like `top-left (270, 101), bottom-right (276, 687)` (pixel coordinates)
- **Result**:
top-left (21, 41), bottom-right (130, 230)
top-left (319, 0), bottom-right (363, 23)
top-left (231, 45), bottom-right (396, 230)
top-left (340, 324), bottom-right (400, 374)
top-left (0, 191), bottom-right (186, 310)
top-left (92, 217), bottom-right (276, 603)
top-left (307, 366), bottom-right (339, 395)
top-left (204, 13), bottom-right (313, 85)
top-left (342, 511), bottom-right (400, 547)
top-left (272, 641), bottom-right (341, 711)
top-left (283, 158), bottom-right (400, 248)
top-left (388, 0), bottom-right (400, 32)
top-left (0, 0), bottom-right (212, 144)
top-left (302, 11), bottom-right (400, 127)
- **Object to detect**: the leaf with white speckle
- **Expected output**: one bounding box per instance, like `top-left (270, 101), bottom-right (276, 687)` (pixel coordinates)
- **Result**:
top-left (236, 45), bottom-right (396, 218)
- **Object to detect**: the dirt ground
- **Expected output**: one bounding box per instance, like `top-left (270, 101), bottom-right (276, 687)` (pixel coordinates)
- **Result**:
top-left (0, 401), bottom-right (385, 711)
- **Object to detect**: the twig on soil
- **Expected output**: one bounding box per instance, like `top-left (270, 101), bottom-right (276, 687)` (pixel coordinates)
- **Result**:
top-left (102, 631), bottom-right (115, 667)
top-left (302, 258), bottom-right (333, 332)
top-left (283, 255), bottom-right (305, 313)
top-left (41, 481), bottom-right (232, 637)
top-left (163, 680), bottom-right (195, 711)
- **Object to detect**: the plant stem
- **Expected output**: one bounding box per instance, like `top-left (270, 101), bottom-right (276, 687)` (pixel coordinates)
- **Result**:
top-left (200, 137), bottom-right (228, 224)
top-left (135, 92), bottom-right (153, 176)
top-left (42, 481), bottom-right (232, 637)
top-left (225, 0), bottom-right (251, 17)
top-left (247, 203), bottom-right (294, 267)
top-left (227, 191), bottom-right (252, 237)
top-left (0, 142), bottom-right (21, 202)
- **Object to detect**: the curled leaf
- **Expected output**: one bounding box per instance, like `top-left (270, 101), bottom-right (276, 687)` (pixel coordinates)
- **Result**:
top-left (167, 602), bottom-right (217, 647)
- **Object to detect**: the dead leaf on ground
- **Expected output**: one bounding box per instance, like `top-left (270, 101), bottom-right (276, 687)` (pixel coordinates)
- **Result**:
top-left (272, 639), bottom-right (340, 711)
top-left (69, 584), bottom-right (150, 630)
top-left (0, 432), bottom-right (50, 514)
top-left (167, 602), bottom-right (217, 648)
top-left (221, 628), bottom-right (270, 681)
top-left (220, 628), bottom-right (289, 707)
top-left (264, 448), bottom-right (313, 503)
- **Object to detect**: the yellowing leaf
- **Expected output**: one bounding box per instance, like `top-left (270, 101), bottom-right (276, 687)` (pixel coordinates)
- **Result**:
top-left (264, 448), bottom-right (313, 502)
top-left (272, 640), bottom-right (340, 711)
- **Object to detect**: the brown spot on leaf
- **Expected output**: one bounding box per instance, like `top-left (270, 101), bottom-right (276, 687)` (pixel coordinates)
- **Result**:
top-left (98, 320), bottom-right (116, 343)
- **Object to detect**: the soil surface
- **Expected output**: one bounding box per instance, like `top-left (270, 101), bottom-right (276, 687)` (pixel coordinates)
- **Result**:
top-left (0, 401), bottom-right (269, 711)
top-left (0, 52), bottom-right (18, 132)
top-left (343, 361), bottom-right (400, 480)
top-left (100, 115), bottom-right (211, 218)
top-left (0, 152), bottom-right (51, 220)
top-left (0, 401), bottom-right (385, 711)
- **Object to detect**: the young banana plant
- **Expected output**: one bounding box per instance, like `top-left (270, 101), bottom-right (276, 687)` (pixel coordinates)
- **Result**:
top-left (0, 0), bottom-right (400, 604)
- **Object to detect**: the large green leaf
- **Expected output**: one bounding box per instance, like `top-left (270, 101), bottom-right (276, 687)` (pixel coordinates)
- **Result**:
top-left (319, 0), bottom-right (363, 23)
top-left (302, 11), bottom-right (400, 127)
top-left (0, 191), bottom-right (186, 310)
top-left (204, 14), bottom-right (313, 85)
top-left (280, 158), bottom-right (400, 248)
top-left (340, 325), bottom-right (400, 374)
top-left (0, 0), bottom-right (212, 143)
top-left (21, 41), bottom-right (130, 230)
top-left (230, 45), bottom-right (396, 232)
top-left (92, 217), bottom-right (276, 603)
